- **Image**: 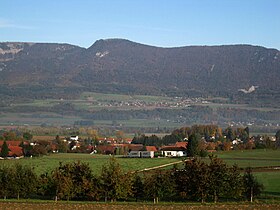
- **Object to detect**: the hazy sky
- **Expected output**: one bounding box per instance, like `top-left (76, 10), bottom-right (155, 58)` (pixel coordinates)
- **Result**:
top-left (1, 0), bottom-right (279, 49)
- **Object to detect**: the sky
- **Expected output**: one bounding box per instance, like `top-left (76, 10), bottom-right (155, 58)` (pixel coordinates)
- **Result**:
top-left (0, 0), bottom-right (279, 49)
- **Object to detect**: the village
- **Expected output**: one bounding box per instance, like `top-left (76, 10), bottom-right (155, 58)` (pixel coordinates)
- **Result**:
top-left (0, 124), bottom-right (278, 160)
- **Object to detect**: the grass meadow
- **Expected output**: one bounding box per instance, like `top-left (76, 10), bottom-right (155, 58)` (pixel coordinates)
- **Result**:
top-left (2, 149), bottom-right (280, 197)
top-left (2, 153), bottom-right (182, 175)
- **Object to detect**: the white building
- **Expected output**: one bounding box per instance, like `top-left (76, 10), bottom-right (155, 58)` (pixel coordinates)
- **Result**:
top-left (161, 147), bottom-right (187, 157)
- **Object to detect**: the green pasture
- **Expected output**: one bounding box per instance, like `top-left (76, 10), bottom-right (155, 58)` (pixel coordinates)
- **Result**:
top-left (2, 149), bottom-right (280, 197)
top-left (217, 149), bottom-right (280, 160)
top-left (215, 149), bottom-right (280, 168)
top-left (255, 172), bottom-right (280, 196)
top-left (2, 154), bottom-right (182, 175)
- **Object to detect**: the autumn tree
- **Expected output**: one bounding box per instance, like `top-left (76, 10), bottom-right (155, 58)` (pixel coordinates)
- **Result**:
top-left (208, 155), bottom-right (230, 202)
top-left (9, 163), bottom-right (37, 199)
top-left (100, 157), bottom-right (133, 202)
top-left (51, 161), bottom-right (95, 201)
top-left (144, 170), bottom-right (175, 203)
top-left (54, 135), bottom-right (68, 153)
top-left (181, 158), bottom-right (210, 202)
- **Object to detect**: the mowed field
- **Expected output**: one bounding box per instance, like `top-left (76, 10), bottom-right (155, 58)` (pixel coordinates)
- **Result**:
top-left (2, 153), bottom-right (182, 175)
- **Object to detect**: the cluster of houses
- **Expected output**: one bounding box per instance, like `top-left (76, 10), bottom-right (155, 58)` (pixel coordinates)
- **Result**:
top-left (0, 135), bottom-right (188, 159)
top-left (92, 140), bottom-right (188, 158)
top-left (127, 142), bottom-right (187, 158)
top-left (65, 136), bottom-right (188, 158)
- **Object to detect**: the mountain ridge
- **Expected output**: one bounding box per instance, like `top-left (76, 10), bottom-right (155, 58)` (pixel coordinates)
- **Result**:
top-left (0, 39), bottom-right (279, 100)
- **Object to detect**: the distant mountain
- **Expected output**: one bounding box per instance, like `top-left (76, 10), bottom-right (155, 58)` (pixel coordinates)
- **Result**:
top-left (0, 39), bottom-right (279, 99)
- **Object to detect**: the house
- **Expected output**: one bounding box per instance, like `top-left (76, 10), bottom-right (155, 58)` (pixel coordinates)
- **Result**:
top-left (128, 151), bottom-right (141, 158)
top-left (70, 136), bottom-right (79, 141)
top-left (175, 141), bottom-right (188, 148)
top-left (160, 146), bottom-right (187, 157)
top-left (140, 151), bottom-right (154, 158)
top-left (128, 145), bottom-right (157, 158)
top-left (128, 150), bottom-right (154, 158)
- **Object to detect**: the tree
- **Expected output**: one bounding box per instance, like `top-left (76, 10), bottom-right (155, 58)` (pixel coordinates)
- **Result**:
top-left (186, 134), bottom-right (200, 157)
top-left (9, 163), bottom-right (37, 199)
top-left (208, 155), bottom-right (230, 203)
top-left (54, 135), bottom-right (68, 153)
top-left (0, 165), bottom-right (12, 199)
top-left (131, 174), bottom-right (144, 202)
top-left (100, 157), bottom-right (132, 202)
top-left (227, 164), bottom-right (243, 199)
top-left (243, 167), bottom-right (264, 202)
top-left (23, 132), bottom-right (33, 141)
top-left (179, 158), bottom-right (210, 203)
top-left (51, 161), bottom-right (95, 201)
top-left (144, 170), bottom-right (175, 203)
top-left (0, 140), bottom-right (9, 158)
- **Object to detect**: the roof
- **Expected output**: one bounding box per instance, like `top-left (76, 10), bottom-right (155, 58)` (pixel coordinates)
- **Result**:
top-left (96, 145), bottom-right (115, 153)
top-left (0, 145), bottom-right (23, 157)
top-left (128, 144), bottom-right (144, 151)
top-left (0, 140), bottom-right (23, 147)
top-left (8, 146), bottom-right (23, 157)
top-left (175, 141), bottom-right (188, 148)
top-left (160, 146), bottom-right (186, 151)
top-left (146, 146), bottom-right (157, 152)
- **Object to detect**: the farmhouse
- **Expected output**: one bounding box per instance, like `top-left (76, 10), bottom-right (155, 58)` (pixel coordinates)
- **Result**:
top-left (160, 141), bottom-right (188, 157)
top-left (160, 146), bottom-right (187, 157)
top-left (128, 145), bottom-right (157, 158)
top-left (70, 135), bottom-right (79, 141)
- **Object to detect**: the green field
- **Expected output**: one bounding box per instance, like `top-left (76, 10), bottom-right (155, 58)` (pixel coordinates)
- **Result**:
top-left (2, 154), bottom-right (182, 175)
top-left (215, 149), bottom-right (280, 168)
top-left (216, 149), bottom-right (280, 196)
top-left (255, 172), bottom-right (280, 196)
top-left (2, 149), bottom-right (280, 197)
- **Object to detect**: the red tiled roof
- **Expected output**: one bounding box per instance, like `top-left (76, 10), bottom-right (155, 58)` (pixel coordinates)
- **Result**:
top-left (128, 144), bottom-right (143, 151)
top-left (0, 140), bottom-right (22, 147)
top-left (146, 146), bottom-right (157, 152)
top-left (175, 141), bottom-right (188, 148)
top-left (96, 145), bottom-right (115, 153)
top-left (8, 146), bottom-right (23, 157)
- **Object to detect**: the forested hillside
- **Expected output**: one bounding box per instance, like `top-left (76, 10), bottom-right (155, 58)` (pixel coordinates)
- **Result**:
top-left (0, 39), bottom-right (279, 100)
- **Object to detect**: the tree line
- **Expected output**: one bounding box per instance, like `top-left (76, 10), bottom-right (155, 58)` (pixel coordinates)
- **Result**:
top-left (0, 156), bottom-right (263, 203)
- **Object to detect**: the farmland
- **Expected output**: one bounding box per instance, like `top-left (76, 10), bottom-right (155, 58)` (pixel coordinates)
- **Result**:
top-left (1, 92), bottom-right (279, 134)
top-left (2, 149), bottom-right (280, 197)
top-left (2, 153), bottom-right (182, 175)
